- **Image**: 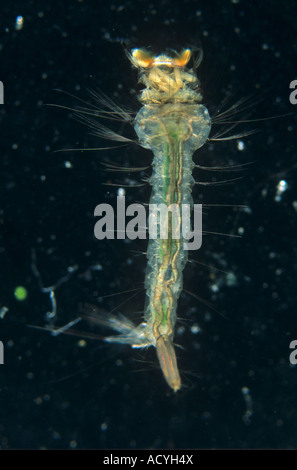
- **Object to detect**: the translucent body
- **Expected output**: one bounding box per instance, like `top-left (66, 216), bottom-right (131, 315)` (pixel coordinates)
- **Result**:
top-left (104, 49), bottom-right (211, 391)
top-left (134, 102), bottom-right (210, 390)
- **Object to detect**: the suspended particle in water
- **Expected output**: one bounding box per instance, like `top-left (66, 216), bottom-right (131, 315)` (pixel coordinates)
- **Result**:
top-left (117, 187), bottom-right (126, 197)
top-left (275, 179), bottom-right (288, 202)
top-left (14, 286), bottom-right (28, 301)
top-left (237, 140), bottom-right (245, 151)
top-left (0, 306), bottom-right (8, 319)
top-left (241, 386), bottom-right (253, 424)
top-left (15, 16), bottom-right (24, 31)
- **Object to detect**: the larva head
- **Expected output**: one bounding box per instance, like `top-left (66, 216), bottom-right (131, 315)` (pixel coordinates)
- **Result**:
top-left (130, 48), bottom-right (192, 69)
top-left (129, 48), bottom-right (203, 105)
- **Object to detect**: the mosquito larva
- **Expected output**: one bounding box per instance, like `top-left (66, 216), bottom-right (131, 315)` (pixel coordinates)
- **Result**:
top-left (47, 47), bottom-right (249, 392)
top-left (91, 48), bottom-right (211, 392)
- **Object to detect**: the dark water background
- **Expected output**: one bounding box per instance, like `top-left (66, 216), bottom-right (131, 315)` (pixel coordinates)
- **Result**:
top-left (0, 0), bottom-right (297, 449)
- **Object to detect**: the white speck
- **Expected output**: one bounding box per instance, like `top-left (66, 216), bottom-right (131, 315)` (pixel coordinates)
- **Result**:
top-left (67, 265), bottom-right (78, 273)
top-left (210, 284), bottom-right (219, 293)
top-left (262, 43), bottom-right (269, 50)
top-left (15, 16), bottom-right (24, 31)
top-left (0, 306), bottom-right (8, 319)
top-left (118, 187), bottom-right (125, 197)
top-left (237, 140), bottom-right (245, 151)
top-left (64, 161), bottom-right (72, 169)
top-left (278, 179), bottom-right (287, 191)
top-left (91, 263), bottom-right (103, 271)
top-left (243, 205), bottom-right (252, 215)
top-left (191, 324), bottom-right (201, 334)
top-left (261, 188), bottom-right (268, 198)
top-left (226, 272), bottom-right (237, 287)
top-left (275, 179), bottom-right (288, 202)
top-left (177, 325), bottom-right (185, 336)
top-left (101, 422), bottom-right (108, 431)
top-left (241, 386), bottom-right (253, 424)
